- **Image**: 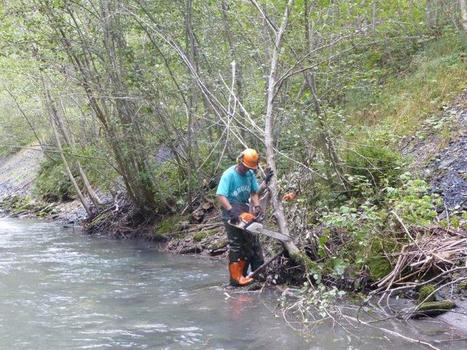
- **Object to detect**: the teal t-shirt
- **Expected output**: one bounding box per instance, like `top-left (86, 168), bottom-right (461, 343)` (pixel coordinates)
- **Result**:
top-left (216, 165), bottom-right (259, 208)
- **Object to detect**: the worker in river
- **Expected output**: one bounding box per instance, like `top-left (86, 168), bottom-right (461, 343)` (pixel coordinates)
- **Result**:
top-left (216, 148), bottom-right (273, 286)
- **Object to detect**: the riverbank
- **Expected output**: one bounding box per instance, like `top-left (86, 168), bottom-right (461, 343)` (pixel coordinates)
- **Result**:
top-left (0, 146), bottom-right (87, 223)
top-left (1, 91), bottom-right (466, 338)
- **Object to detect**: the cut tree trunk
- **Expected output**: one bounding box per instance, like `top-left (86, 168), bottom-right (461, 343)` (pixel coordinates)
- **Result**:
top-left (259, 0), bottom-right (318, 271)
top-left (460, 0), bottom-right (467, 30)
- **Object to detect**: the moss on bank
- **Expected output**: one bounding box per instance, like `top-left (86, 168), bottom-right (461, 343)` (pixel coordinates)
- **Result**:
top-left (0, 195), bottom-right (58, 218)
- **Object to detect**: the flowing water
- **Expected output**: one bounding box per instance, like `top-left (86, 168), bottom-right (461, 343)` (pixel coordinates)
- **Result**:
top-left (0, 217), bottom-right (465, 349)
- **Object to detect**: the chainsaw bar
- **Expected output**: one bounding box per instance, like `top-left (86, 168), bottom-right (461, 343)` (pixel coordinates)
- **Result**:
top-left (246, 222), bottom-right (291, 242)
top-left (228, 221), bottom-right (291, 242)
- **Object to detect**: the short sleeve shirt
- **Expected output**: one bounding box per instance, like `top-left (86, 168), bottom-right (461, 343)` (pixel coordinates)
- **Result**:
top-left (216, 165), bottom-right (259, 206)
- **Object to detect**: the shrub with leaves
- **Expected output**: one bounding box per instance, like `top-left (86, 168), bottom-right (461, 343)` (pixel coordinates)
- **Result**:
top-left (315, 172), bottom-right (441, 287)
top-left (34, 157), bottom-right (75, 202)
top-left (345, 140), bottom-right (403, 192)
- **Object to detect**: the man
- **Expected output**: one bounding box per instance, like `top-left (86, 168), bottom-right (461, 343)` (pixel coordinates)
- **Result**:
top-left (216, 148), bottom-right (272, 286)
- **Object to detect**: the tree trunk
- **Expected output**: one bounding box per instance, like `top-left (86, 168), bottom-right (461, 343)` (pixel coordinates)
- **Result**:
top-left (184, 0), bottom-right (198, 203)
top-left (260, 0), bottom-right (314, 267)
top-left (57, 99), bottom-right (103, 207)
top-left (42, 81), bottom-right (92, 217)
top-left (460, 0), bottom-right (467, 30)
top-left (51, 118), bottom-right (92, 217)
top-left (303, 1), bottom-right (347, 190)
top-left (221, 0), bottom-right (247, 141)
top-left (100, 0), bottom-right (157, 214)
top-left (426, 0), bottom-right (438, 29)
top-left (43, 3), bottom-right (156, 214)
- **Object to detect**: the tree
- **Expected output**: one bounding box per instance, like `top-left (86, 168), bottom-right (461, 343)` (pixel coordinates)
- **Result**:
top-left (460, 0), bottom-right (467, 30)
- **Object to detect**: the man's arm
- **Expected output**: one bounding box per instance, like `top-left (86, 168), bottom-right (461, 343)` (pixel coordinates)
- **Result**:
top-left (258, 167), bottom-right (273, 195)
top-left (258, 181), bottom-right (267, 195)
top-left (250, 192), bottom-right (260, 207)
top-left (217, 195), bottom-right (232, 211)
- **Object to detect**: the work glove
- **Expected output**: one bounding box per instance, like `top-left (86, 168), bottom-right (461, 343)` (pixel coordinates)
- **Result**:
top-left (264, 167), bottom-right (274, 184)
top-left (227, 208), bottom-right (239, 224)
top-left (253, 205), bottom-right (263, 216)
top-left (253, 205), bottom-right (264, 222)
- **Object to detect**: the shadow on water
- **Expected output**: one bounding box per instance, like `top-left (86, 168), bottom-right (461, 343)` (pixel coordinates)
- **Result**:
top-left (0, 217), bottom-right (465, 349)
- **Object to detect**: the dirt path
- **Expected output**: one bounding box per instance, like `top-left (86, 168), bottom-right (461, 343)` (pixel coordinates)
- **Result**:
top-left (0, 146), bottom-right (85, 222)
top-left (0, 145), bottom-right (43, 198)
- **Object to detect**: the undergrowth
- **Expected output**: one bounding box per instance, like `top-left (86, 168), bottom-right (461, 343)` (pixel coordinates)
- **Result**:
top-left (34, 156), bottom-right (75, 202)
top-left (279, 31), bottom-right (464, 292)
top-left (345, 31), bottom-right (466, 145)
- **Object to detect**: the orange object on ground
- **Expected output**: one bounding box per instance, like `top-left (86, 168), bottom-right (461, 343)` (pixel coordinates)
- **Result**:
top-left (282, 192), bottom-right (297, 201)
top-left (229, 260), bottom-right (254, 286)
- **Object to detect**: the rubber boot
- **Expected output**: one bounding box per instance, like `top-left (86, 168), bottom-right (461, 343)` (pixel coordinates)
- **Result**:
top-left (229, 260), bottom-right (254, 286)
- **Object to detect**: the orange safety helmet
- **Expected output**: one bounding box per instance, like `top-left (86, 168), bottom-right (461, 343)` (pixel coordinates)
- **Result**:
top-left (238, 148), bottom-right (259, 169)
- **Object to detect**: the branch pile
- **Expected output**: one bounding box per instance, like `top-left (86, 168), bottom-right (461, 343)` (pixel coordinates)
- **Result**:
top-left (374, 227), bottom-right (467, 294)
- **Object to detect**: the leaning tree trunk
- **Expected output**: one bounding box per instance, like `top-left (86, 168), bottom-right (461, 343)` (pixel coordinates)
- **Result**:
top-left (42, 82), bottom-right (92, 217)
top-left (260, 0), bottom-right (316, 270)
top-left (460, 0), bottom-right (467, 30)
top-left (51, 118), bottom-right (92, 217)
top-left (56, 99), bottom-right (103, 208)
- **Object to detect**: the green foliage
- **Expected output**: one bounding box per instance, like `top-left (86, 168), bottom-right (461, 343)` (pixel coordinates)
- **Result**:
top-left (418, 284), bottom-right (436, 303)
top-left (193, 229), bottom-right (216, 242)
top-left (152, 161), bottom-right (186, 209)
top-left (318, 172), bottom-right (440, 284)
top-left (73, 146), bottom-right (119, 193)
top-left (34, 157), bottom-right (75, 202)
top-left (367, 255), bottom-right (392, 280)
top-left (366, 235), bottom-right (396, 280)
top-left (154, 213), bottom-right (187, 237)
top-left (345, 139), bottom-right (403, 192)
top-left (346, 32), bottom-right (467, 141)
top-left (386, 173), bottom-right (441, 225)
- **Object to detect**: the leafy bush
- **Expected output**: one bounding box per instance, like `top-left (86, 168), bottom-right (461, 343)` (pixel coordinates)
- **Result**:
top-left (33, 157), bottom-right (75, 202)
top-left (152, 160), bottom-right (198, 211)
top-left (386, 173), bottom-right (441, 226)
top-left (345, 139), bottom-right (403, 193)
top-left (318, 173), bottom-right (440, 285)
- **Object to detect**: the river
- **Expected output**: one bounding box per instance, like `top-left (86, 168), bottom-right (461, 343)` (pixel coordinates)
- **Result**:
top-left (0, 217), bottom-right (464, 349)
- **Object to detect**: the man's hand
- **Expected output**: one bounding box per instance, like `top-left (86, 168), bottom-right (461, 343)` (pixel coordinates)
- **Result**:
top-left (253, 205), bottom-right (263, 217)
top-left (228, 203), bottom-right (249, 224)
top-left (227, 208), bottom-right (239, 224)
top-left (264, 167), bottom-right (274, 184)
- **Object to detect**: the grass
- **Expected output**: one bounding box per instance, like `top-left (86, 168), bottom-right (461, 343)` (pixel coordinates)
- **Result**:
top-left (345, 32), bottom-right (466, 145)
top-left (193, 229), bottom-right (216, 242)
top-left (154, 213), bottom-right (188, 237)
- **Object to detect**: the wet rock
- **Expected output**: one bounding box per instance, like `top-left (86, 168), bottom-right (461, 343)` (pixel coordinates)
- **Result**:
top-left (209, 246), bottom-right (228, 256)
top-left (179, 245), bottom-right (202, 254)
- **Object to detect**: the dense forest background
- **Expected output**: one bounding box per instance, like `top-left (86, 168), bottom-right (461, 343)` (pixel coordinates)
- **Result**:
top-left (1, 1), bottom-right (466, 289)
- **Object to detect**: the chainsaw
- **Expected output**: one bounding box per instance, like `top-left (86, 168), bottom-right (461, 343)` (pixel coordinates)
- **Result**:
top-left (228, 211), bottom-right (291, 243)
